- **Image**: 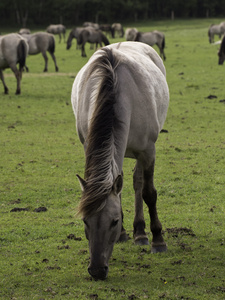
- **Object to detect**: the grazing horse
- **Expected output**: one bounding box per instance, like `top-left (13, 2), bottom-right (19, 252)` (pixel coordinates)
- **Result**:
top-left (77, 28), bottom-right (109, 57)
top-left (218, 35), bottom-right (225, 64)
top-left (0, 33), bottom-right (28, 94)
top-left (111, 23), bottom-right (124, 38)
top-left (125, 27), bottom-right (138, 41)
top-left (99, 24), bottom-right (113, 37)
top-left (21, 32), bottom-right (59, 72)
top-left (208, 22), bottom-right (225, 43)
top-left (71, 41), bottom-right (169, 280)
top-left (46, 24), bottom-right (66, 43)
top-left (67, 27), bottom-right (86, 50)
top-left (134, 30), bottom-right (166, 60)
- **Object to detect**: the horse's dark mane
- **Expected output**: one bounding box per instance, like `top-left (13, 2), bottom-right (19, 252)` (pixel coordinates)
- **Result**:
top-left (78, 48), bottom-right (120, 217)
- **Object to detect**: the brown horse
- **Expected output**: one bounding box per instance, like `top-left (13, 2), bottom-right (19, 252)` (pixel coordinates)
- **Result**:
top-left (0, 33), bottom-right (28, 94)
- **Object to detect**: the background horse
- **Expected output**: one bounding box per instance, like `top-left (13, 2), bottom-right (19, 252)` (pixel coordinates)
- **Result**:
top-left (46, 24), bottom-right (66, 43)
top-left (111, 23), bottom-right (124, 38)
top-left (19, 28), bottom-right (31, 34)
top-left (71, 41), bottom-right (169, 280)
top-left (0, 33), bottom-right (28, 94)
top-left (83, 22), bottom-right (99, 29)
top-left (208, 22), bottom-right (225, 43)
top-left (67, 27), bottom-right (87, 50)
top-left (21, 32), bottom-right (59, 72)
top-left (125, 27), bottom-right (138, 41)
top-left (218, 35), bottom-right (225, 64)
top-left (77, 28), bottom-right (109, 57)
top-left (99, 24), bottom-right (113, 37)
top-left (134, 30), bottom-right (166, 60)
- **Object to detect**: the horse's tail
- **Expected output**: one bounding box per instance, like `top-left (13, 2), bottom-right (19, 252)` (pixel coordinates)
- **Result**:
top-left (48, 35), bottom-right (55, 53)
top-left (17, 39), bottom-right (27, 72)
top-left (134, 32), bottom-right (141, 41)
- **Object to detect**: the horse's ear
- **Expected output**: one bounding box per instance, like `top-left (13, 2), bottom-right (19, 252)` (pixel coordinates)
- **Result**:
top-left (112, 174), bottom-right (123, 195)
top-left (76, 174), bottom-right (86, 191)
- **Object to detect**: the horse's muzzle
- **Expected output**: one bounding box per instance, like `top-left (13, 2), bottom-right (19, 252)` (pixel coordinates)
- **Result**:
top-left (88, 266), bottom-right (108, 280)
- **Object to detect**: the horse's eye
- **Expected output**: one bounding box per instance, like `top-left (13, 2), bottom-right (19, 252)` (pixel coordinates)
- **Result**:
top-left (111, 219), bottom-right (119, 228)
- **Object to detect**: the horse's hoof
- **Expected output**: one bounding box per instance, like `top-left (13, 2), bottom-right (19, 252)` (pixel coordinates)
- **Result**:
top-left (134, 236), bottom-right (149, 246)
top-left (118, 231), bottom-right (130, 242)
top-left (151, 243), bottom-right (167, 253)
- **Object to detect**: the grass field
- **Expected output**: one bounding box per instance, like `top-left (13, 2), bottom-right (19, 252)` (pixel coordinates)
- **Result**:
top-left (0, 19), bottom-right (225, 299)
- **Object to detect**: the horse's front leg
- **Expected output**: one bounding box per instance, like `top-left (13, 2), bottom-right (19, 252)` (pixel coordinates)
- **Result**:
top-left (133, 161), bottom-right (149, 245)
top-left (81, 43), bottom-right (87, 57)
top-left (142, 152), bottom-right (167, 253)
top-left (0, 69), bottom-right (9, 94)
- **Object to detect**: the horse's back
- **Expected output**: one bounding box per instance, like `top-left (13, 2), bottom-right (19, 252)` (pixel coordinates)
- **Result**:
top-left (72, 42), bottom-right (169, 150)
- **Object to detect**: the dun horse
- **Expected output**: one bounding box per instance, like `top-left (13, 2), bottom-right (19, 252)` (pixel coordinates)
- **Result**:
top-left (0, 33), bottom-right (28, 94)
top-left (125, 27), bottom-right (138, 41)
top-left (46, 24), bottom-right (66, 43)
top-left (71, 41), bottom-right (169, 280)
top-left (21, 32), bottom-right (59, 72)
top-left (111, 23), bottom-right (124, 38)
top-left (208, 22), bottom-right (225, 43)
top-left (134, 30), bottom-right (166, 60)
top-left (76, 28), bottom-right (109, 57)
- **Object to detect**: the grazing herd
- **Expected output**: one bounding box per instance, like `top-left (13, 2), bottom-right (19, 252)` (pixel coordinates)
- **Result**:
top-left (0, 21), bottom-right (225, 95)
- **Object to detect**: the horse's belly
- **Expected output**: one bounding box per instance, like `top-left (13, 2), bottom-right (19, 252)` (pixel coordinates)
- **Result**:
top-left (0, 56), bottom-right (8, 69)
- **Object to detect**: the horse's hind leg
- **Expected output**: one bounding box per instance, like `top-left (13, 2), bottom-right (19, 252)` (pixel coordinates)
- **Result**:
top-left (49, 52), bottom-right (59, 72)
top-left (0, 70), bottom-right (9, 94)
top-left (142, 152), bottom-right (167, 253)
top-left (42, 52), bottom-right (48, 72)
top-left (9, 65), bottom-right (21, 95)
top-left (118, 193), bottom-right (129, 242)
top-left (133, 161), bottom-right (149, 245)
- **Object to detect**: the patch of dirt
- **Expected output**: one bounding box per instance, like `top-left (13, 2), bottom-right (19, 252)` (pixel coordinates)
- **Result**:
top-left (10, 207), bottom-right (29, 212)
top-left (34, 206), bottom-right (47, 212)
top-left (164, 227), bottom-right (196, 238)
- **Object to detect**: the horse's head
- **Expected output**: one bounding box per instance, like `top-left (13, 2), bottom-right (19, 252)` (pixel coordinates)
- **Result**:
top-left (77, 174), bottom-right (123, 280)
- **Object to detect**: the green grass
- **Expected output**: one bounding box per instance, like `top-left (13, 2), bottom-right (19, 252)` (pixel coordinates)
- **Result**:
top-left (0, 19), bottom-right (225, 299)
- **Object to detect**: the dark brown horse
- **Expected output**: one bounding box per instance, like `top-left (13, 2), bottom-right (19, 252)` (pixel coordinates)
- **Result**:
top-left (0, 33), bottom-right (28, 94)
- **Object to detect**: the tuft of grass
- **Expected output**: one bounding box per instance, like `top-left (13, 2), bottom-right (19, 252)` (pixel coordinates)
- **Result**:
top-left (0, 20), bottom-right (225, 299)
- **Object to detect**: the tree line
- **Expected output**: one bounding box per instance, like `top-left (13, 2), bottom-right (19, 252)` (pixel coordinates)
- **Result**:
top-left (1, 0), bottom-right (225, 28)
